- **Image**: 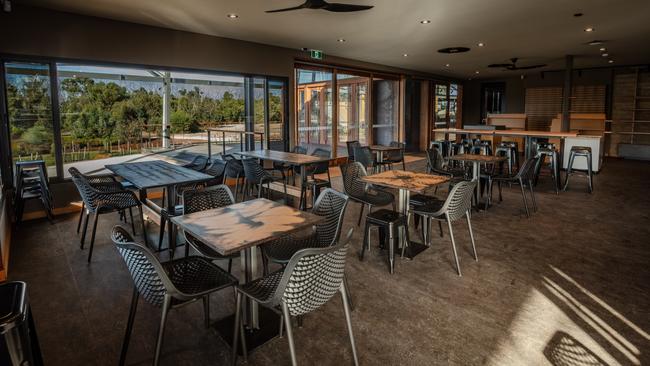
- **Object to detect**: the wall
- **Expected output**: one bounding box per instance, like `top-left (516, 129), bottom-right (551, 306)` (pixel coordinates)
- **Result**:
top-left (462, 68), bottom-right (615, 124)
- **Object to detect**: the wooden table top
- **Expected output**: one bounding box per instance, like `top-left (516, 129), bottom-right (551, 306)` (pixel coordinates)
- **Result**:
top-left (432, 128), bottom-right (578, 138)
top-left (236, 149), bottom-right (330, 165)
top-left (170, 198), bottom-right (323, 256)
top-left (105, 160), bottom-right (213, 189)
top-left (360, 170), bottom-right (450, 194)
top-left (368, 145), bottom-right (402, 152)
top-left (448, 154), bottom-right (507, 163)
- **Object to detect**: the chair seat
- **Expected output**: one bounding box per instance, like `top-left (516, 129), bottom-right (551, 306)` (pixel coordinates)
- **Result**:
top-left (163, 256), bottom-right (238, 299)
top-left (353, 190), bottom-right (394, 206)
top-left (305, 177), bottom-right (331, 188)
top-left (239, 269), bottom-right (284, 304)
top-left (409, 194), bottom-right (444, 207)
top-left (366, 209), bottom-right (405, 225)
top-left (263, 233), bottom-right (319, 264)
top-left (411, 200), bottom-right (445, 217)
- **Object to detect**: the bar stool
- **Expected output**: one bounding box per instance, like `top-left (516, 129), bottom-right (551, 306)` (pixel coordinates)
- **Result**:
top-left (494, 145), bottom-right (514, 175)
top-left (500, 141), bottom-right (519, 171)
top-left (563, 146), bottom-right (594, 193)
top-left (533, 143), bottom-right (560, 194)
top-left (360, 209), bottom-right (410, 274)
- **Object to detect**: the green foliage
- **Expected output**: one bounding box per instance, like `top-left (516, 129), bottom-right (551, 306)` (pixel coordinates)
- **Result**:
top-left (170, 109), bottom-right (193, 133)
top-left (21, 124), bottom-right (53, 152)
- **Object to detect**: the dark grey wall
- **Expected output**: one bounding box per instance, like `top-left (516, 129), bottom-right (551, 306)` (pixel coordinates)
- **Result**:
top-left (462, 68), bottom-right (615, 124)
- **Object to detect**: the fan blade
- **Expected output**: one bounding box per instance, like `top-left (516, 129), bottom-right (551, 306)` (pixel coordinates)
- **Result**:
top-left (512, 64), bottom-right (547, 70)
top-left (488, 63), bottom-right (514, 68)
top-left (323, 3), bottom-right (374, 12)
top-left (266, 4), bottom-right (307, 13)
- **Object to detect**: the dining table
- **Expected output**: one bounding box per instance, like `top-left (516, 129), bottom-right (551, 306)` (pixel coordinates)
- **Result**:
top-left (105, 160), bottom-right (213, 250)
top-left (170, 198), bottom-right (323, 351)
top-left (447, 154), bottom-right (506, 209)
top-left (360, 170), bottom-right (449, 258)
top-left (368, 145), bottom-right (402, 166)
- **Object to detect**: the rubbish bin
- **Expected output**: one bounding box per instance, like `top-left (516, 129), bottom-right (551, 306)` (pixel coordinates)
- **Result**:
top-left (0, 281), bottom-right (43, 366)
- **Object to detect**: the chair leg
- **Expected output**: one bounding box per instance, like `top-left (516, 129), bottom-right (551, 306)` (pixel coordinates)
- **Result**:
top-left (360, 223), bottom-right (371, 260)
top-left (466, 213), bottom-right (478, 261)
top-left (203, 296), bottom-right (210, 329)
top-left (388, 224), bottom-right (395, 274)
top-left (158, 214), bottom-right (167, 251)
top-left (231, 292), bottom-right (244, 366)
top-left (129, 207), bottom-right (136, 235)
top-left (153, 295), bottom-right (172, 366)
top-left (498, 181), bottom-right (503, 202)
top-left (529, 180), bottom-right (538, 212)
top-left (340, 283), bottom-right (360, 366)
top-left (87, 211), bottom-right (100, 263)
top-left (438, 220), bottom-right (444, 238)
top-left (281, 302), bottom-right (298, 366)
top-left (563, 152), bottom-right (575, 191)
top-left (228, 258), bottom-right (234, 274)
top-left (519, 178), bottom-right (530, 218)
top-left (77, 202), bottom-right (85, 233)
top-left (80, 210), bottom-right (89, 249)
top-left (343, 275), bottom-right (355, 311)
top-left (357, 203), bottom-right (365, 226)
top-left (119, 287), bottom-right (139, 366)
top-left (587, 154), bottom-right (594, 193)
top-left (446, 218), bottom-right (461, 276)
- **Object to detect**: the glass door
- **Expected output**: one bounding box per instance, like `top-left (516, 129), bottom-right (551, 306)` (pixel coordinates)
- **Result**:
top-left (267, 79), bottom-right (288, 151)
top-left (3, 61), bottom-right (58, 179)
top-left (337, 72), bottom-right (370, 157)
top-left (296, 68), bottom-right (333, 153)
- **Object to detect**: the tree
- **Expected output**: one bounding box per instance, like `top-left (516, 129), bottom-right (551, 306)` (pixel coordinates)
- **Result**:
top-left (170, 110), bottom-right (193, 133)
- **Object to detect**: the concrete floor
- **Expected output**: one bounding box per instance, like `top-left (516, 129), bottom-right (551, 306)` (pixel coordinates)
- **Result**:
top-left (8, 157), bottom-right (650, 366)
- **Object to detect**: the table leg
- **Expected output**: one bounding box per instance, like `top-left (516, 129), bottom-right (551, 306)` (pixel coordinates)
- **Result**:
top-left (242, 246), bottom-right (259, 328)
top-left (397, 188), bottom-right (428, 259)
top-left (472, 161), bottom-right (481, 207)
top-left (166, 185), bottom-right (176, 254)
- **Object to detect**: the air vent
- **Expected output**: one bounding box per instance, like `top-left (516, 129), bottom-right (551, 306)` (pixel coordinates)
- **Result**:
top-left (438, 47), bottom-right (471, 54)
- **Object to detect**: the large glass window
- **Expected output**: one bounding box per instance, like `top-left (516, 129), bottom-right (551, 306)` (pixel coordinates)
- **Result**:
top-left (268, 79), bottom-right (287, 151)
top-left (4, 62), bottom-right (56, 177)
top-left (337, 73), bottom-right (370, 156)
top-left (296, 68), bottom-right (333, 152)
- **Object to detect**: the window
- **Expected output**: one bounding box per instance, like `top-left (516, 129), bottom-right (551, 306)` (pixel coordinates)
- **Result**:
top-left (337, 73), bottom-right (370, 156)
top-left (372, 77), bottom-right (400, 146)
top-left (4, 62), bottom-right (56, 178)
top-left (267, 79), bottom-right (288, 151)
top-left (296, 68), bottom-right (333, 152)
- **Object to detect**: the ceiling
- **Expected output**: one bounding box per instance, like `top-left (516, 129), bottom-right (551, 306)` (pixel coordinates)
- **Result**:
top-left (22, 0), bottom-right (650, 78)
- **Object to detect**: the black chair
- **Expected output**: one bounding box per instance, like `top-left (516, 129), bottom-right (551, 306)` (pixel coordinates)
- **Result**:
top-left (534, 143), bottom-right (560, 194)
top-left (223, 156), bottom-right (245, 202)
top-left (203, 158), bottom-right (227, 186)
top-left (263, 188), bottom-right (348, 267)
top-left (360, 209), bottom-right (410, 274)
top-left (346, 140), bottom-right (361, 161)
top-left (277, 145), bottom-right (307, 185)
top-left (70, 169), bottom-right (125, 235)
top-left (111, 226), bottom-right (238, 366)
top-left (242, 158), bottom-right (288, 202)
top-left (231, 229), bottom-right (358, 366)
top-left (299, 148), bottom-right (332, 210)
top-left (410, 181), bottom-right (477, 276)
top-left (340, 162), bottom-right (395, 226)
top-left (489, 157), bottom-right (540, 218)
top-left (70, 167), bottom-right (146, 263)
top-left (14, 160), bottom-right (54, 224)
top-left (182, 155), bottom-right (209, 171)
top-left (386, 141), bottom-right (406, 170)
top-left (352, 146), bottom-right (377, 173)
top-left (181, 185), bottom-right (240, 272)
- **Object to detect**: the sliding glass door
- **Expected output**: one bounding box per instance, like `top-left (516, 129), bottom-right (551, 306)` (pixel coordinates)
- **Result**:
top-left (337, 72), bottom-right (370, 156)
top-left (296, 68), bottom-right (333, 152)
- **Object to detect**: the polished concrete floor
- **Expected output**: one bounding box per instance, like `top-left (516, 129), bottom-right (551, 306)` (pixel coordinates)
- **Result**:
top-left (9, 157), bottom-right (650, 366)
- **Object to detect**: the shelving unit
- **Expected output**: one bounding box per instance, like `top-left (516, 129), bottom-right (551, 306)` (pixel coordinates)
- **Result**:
top-left (610, 68), bottom-right (650, 158)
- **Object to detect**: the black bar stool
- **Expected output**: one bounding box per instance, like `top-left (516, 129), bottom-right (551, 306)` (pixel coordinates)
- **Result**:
top-left (533, 143), bottom-right (560, 194)
top-left (360, 209), bottom-right (410, 274)
top-left (563, 146), bottom-right (594, 193)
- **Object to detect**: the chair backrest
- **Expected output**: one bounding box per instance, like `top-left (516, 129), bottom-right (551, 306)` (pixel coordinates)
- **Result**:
top-left (185, 155), bottom-right (209, 171)
top-left (111, 226), bottom-right (175, 306)
top-left (514, 157), bottom-right (539, 180)
top-left (353, 146), bottom-right (373, 169)
top-left (340, 162), bottom-right (368, 199)
top-left (241, 158), bottom-right (268, 184)
top-left (312, 188), bottom-right (349, 247)
top-left (183, 184), bottom-right (234, 214)
top-left (204, 159), bottom-right (226, 183)
top-left (389, 141), bottom-right (405, 160)
top-left (224, 159), bottom-right (244, 179)
top-left (309, 148), bottom-right (331, 175)
top-left (346, 140), bottom-right (361, 161)
top-left (440, 180), bottom-right (476, 222)
top-left (69, 167), bottom-right (98, 208)
top-left (272, 228), bottom-right (354, 316)
top-left (293, 145), bottom-right (308, 155)
top-left (426, 148), bottom-right (445, 171)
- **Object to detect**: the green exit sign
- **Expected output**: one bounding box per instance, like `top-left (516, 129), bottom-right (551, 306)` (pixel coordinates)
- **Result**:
top-left (310, 49), bottom-right (324, 60)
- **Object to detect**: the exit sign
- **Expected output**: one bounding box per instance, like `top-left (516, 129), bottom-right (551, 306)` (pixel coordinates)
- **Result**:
top-left (310, 49), bottom-right (324, 60)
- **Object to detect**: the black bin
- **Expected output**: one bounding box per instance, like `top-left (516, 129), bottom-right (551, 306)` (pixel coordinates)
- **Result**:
top-left (0, 281), bottom-right (43, 366)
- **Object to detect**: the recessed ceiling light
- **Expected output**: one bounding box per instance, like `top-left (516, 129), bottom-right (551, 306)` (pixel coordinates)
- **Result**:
top-left (477, 42), bottom-right (485, 47)
top-left (608, 60), bottom-right (614, 64)
top-left (588, 40), bottom-right (604, 46)
top-left (337, 38), bottom-right (346, 43)
top-left (601, 53), bottom-right (609, 57)
top-left (227, 13), bottom-right (238, 19)
top-left (420, 20), bottom-right (431, 24)
top-left (445, 63), bottom-right (450, 67)
top-left (403, 53), bottom-right (408, 57)
top-left (475, 71), bottom-right (480, 74)
top-left (584, 27), bottom-right (594, 32)
top-left (599, 47), bottom-right (606, 51)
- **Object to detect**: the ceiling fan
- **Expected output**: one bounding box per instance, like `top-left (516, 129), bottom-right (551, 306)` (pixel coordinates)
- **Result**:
top-left (488, 58), bottom-right (547, 70)
top-left (266, 0), bottom-right (374, 13)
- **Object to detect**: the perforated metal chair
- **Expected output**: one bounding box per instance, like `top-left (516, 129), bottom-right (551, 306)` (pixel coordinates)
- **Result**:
top-left (340, 162), bottom-right (395, 226)
top-left (182, 155), bottom-right (209, 171)
top-left (231, 229), bottom-right (358, 366)
top-left (352, 146), bottom-right (377, 173)
top-left (242, 158), bottom-right (288, 202)
top-left (204, 158), bottom-right (227, 186)
top-left (386, 141), bottom-right (406, 170)
top-left (299, 148), bottom-right (332, 210)
top-left (410, 181), bottom-right (477, 276)
top-left (263, 188), bottom-right (348, 266)
top-left (69, 167), bottom-right (145, 263)
top-left (489, 157), bottom-right (540, 218)
top-left (70, 168), bottom-right (126, 235)
top-left (346, 140), bottom-right (361, 162)
top-left (180, 185), bottom-right (240, 272)
top-left (111, 226), bottom-right (239, 366)
top-left (223, 156), bottom-right (245, 202)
